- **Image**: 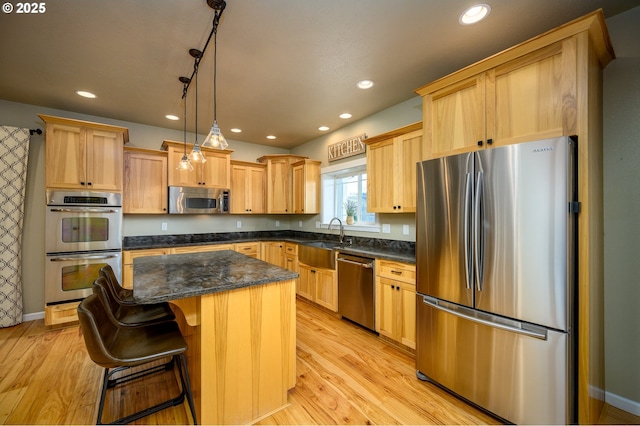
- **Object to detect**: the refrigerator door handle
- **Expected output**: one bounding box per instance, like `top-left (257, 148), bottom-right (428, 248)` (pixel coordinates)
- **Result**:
top-left (463, 172), bottom-right (473, 290)
top-left (474, 171), bottom-right (485, 291)
top-left (421, 295), bottom-right (548, 340)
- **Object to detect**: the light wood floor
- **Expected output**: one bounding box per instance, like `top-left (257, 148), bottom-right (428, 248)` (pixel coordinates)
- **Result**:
top-left (1, 299), bottom-right (638, 425)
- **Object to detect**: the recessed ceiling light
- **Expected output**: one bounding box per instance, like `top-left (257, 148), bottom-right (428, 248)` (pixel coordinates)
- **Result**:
top-left (230, 128), bottom-right (242, 133)
top-left (165, 114), bottom-right (179, 121)
top-left (318, 126), bottom-right (330, 131)
top-left (266, 135), bottom-right (276, 140)
top-left (76, 90), bottom-right (96, 99)
top-left (339, 113), bottom-right (352, 119)
top-left (357, 80), bottom-right (374, 89)
top-left (459, 4), bottom-right (491, 25)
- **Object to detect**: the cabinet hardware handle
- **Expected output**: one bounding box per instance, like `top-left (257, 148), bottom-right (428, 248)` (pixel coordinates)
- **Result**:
top-left (391, 270), bottom-right (402, 275)
top-left (487, 138), bottom-right (493, 145)
top-left (397, 286), bottom-right (400, 291)
top-left (393, 206), bottom-right (397, 210)
top-left (87, 182), bottom-right (92, 186)
top-left (477, 140), bottom-right (483, 146)
top-left (80, 181), bottom-right (85, 186)
top-left (391, 285), bottom-right (395, 289)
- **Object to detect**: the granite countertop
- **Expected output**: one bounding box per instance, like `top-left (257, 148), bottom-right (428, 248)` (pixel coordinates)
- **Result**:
top-left (124, 231), bottom-right (416, 264)
top-left (133, 250), bottom-right (299, 304)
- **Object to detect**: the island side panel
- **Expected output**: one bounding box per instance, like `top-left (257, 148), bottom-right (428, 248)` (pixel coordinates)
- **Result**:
top-left (197, 279), bottom-right (296, 425)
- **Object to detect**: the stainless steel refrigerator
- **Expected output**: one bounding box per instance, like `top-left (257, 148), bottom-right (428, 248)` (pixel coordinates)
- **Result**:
top-left (415, 137), bottom-right (578, 425)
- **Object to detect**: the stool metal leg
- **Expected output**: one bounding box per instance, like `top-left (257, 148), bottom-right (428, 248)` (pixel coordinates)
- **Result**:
top-left (179, 353), bottom-right (198, 425)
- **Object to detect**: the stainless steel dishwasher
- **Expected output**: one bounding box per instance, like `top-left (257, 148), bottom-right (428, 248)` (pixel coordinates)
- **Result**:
top-left (337, 253), bottom-right (375, 331)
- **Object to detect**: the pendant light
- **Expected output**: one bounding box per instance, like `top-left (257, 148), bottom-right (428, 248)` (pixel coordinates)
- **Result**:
top-left (177, 76), bottom-right (194, 171)
top-left (189, 49), bottom-right (207, 163)
top-left (202, 0), bottom-right (228, 150)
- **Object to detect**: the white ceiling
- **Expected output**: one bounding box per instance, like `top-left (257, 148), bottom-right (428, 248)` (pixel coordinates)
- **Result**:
top-left (1, 0), bottom-right (639, 148)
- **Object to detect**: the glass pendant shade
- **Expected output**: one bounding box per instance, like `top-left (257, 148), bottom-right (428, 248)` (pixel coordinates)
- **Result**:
top-left (189, 144), bottom-right (207, 163)
top-left (202, 121), bottom-right (228, 150)
top-left (177, 154), bottom-right (194, 171)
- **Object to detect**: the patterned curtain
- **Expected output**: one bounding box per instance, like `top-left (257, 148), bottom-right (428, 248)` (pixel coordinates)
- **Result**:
top-left (0, 126), bottom-right (30, 328)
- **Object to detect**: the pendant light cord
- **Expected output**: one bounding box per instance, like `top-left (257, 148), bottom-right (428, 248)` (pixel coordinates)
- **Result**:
top-left (182, 81), bottom-right (188, 156)
top-left (213, 29), bottom-right (217, 123)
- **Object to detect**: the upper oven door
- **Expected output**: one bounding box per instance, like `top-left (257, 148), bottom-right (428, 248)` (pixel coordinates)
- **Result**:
top-left (45, 205), bottom-right (122, 253)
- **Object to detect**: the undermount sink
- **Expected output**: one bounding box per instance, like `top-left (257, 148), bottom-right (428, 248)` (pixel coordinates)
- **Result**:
top-left (298, 241), bottom-right (338, 270)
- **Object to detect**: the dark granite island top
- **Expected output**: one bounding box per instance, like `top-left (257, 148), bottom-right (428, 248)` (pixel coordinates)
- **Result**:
top-left (133, 250), bottom-right (299, 304)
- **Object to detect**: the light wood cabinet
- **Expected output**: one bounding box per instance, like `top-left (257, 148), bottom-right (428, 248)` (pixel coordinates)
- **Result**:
top-left (420, 40), bottom-right (577, 158)
top-left (230, 160), bottom-right (265, 214)
top-left (123, 147), bottom-right (168, 214)
top-left (162, 140), bottom-right (232, 188)
top-left (40, 114), bottom-right (128, 191)
top-left (297, 262), bottom-right (338, 312)
top-left (235, 241), bottom-right (260, 258)
top-left (261, 241), bottom-right (285, 267)
top-left (284, 243), bottom-right (299, 273)
top-left (257, 154), bottom-right (307, 214)
top-left (375, 260), bottom-right (416, 349)
top-left (414, 11), bottom-right (614, 424)
top-left (170, 244), bottom-right (234, 255)
top-left (365, 123), bottom-right (422, 213)
top-left (122, 248), bottom-right (171, 289)
top-left (292, 159), bottom-right (321, 214)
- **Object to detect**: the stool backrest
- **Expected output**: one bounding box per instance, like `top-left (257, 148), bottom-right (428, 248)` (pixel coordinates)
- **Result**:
top-left (93, 276), bottom-right (121, 316)
top-left (77, 293), bottom-right (121, 368)
top-left (99, 265), bottom-right (134, 303)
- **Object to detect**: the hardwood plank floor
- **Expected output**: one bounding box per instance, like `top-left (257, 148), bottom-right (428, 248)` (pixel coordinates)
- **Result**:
top-left (1, 299), bottom-right (638, 425)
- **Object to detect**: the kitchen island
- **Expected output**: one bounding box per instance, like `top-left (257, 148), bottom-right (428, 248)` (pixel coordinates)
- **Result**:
top-left (133, 250), bottom-right (298, 425)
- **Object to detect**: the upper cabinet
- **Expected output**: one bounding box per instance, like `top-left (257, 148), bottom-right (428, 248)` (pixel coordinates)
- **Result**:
top-left (40, 114), bottom-right (128, 191)
top-left (162, 140), bottom-right (232, 188)
top-left (123, 147), bottom-right (168, 214)
top-left (416, 11), bottom-right (614, 160)
top-left (292, 159), bottom-right (321, 214)
top-left (365, 123), bottom-right (422, 213)
top-left (257, 154), bottom-right (307, 214)
top-left (230, 160), bottom-right (266, 214)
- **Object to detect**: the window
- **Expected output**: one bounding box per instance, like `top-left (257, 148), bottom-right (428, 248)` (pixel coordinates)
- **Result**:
top-left (321, 158), bottom-right (377, 230)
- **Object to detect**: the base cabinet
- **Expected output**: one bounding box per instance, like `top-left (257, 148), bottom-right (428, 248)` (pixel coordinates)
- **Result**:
top-left (297, 262), bottom-right (337, 312)
top-left (375, 260), bottom-right (416, 349)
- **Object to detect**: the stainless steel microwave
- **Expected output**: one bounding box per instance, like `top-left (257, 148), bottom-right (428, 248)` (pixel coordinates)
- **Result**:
top-left (168, 186), bottom-right (230, 214)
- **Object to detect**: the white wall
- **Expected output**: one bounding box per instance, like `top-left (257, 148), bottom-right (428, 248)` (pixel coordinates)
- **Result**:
top-left (602, 6), bottom-right (640, 414)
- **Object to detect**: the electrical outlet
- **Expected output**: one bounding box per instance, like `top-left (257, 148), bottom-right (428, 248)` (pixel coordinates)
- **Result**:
top-left (275, 220), bottom-right (280, 227)
top-left (382, 224), bottom-right (391, 233)
top-left (403, 224), bottom-right (409, 235)
top-left (236, 221), bottom-right (242, 229)
top-left (161, 222), bottom-right (168, 231)
top-left (315, 221), bottom-right (321, 228)
top-left (299, 220), bottom-right (303, 227)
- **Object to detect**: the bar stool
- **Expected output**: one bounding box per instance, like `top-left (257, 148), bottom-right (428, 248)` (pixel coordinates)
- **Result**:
top-left (77, 293), bottom-right (198, 425)
top-left (93, 276), bottom-right (175, 327)
top-left (99, 265), bottom-right (136, 304)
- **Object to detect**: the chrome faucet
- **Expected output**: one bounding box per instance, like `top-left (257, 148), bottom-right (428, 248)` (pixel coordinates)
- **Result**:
top-left (328, 217), bottom-right (344, 244)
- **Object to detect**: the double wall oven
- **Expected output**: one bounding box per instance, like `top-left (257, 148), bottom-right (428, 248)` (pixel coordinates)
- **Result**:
top-left (45, 190), bottom-right (122, 305)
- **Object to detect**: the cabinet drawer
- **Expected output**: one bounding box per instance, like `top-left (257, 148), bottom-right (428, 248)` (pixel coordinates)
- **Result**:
top-left (284, 243), bottom-right (298, 255)
top-left (235, 242), bottom-right (260, 257)
top-left (376, 260), bottom-right (415, 284)
top-left (123, 248), bottom-right (170, 264)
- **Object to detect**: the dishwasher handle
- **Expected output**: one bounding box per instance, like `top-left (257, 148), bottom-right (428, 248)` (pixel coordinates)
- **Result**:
top-left (337, 257), bottom-right (373, 268)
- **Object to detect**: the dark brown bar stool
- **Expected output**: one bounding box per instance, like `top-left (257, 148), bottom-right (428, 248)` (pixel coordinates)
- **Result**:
top-left (99, 265), bottom-right (136, 304)
top-left (77, 293), bottom-right (197, 425)
top-left (93, 276), bottom-right (175, 327)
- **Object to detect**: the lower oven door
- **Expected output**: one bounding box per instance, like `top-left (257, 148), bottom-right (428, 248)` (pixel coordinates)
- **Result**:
top-left (45, 206), bottom-right (122, 253)
top-left (45, 251), bottom-right (122, 304)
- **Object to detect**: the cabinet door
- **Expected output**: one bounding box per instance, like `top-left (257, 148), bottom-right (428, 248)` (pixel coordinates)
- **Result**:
top-left (399, 282), bottom-right (416, 349)
top-left (292, 164), bottom-right (305, 214)
top-left (376, 277), bottom-right (397, 340)
top-left (266, 158), bottom-right (291, 213)
top-left (314, 268), bottom-right (337, 312)
top-left (426, 74), bottom-right (486, 158)
top-left (490, 40), bottom-right (575, 146)
top-left (261, 241), bottom-right (285, 267)
top-left (396, 130), bottom-right (423, 213)
top-left (200, 151), bottom-right (230, 188)
top-left (248, 166), bottom-right (265, 213)
top-left (123, 150), bottom-right (167, 214)
top-left (86, 129), bottom-right (124, 191)
top-left (366, 139), bottom-right (395, 213)
top-left (292, 160), bottom-right (321, 214)
top-left (167, 146), bottom-right (199, 187)
top-left (297, 263), bottom-right (315, 300)
top-left (45, 124), bottom-right (86, 189)
top-left (231, 165), bottom-right (249, 213)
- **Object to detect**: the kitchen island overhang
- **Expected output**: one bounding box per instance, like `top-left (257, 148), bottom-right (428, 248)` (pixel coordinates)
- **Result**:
top-left (133, 250), bottom-right (298, 424)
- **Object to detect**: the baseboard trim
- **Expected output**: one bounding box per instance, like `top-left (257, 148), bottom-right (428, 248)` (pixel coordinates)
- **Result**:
top-left (606, 391), bottom-right (640, 417)
top-left (23, 311), bottom-right (45, 322)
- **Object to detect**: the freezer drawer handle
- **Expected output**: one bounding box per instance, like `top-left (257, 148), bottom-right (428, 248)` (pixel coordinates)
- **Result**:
top-left (337, 258), bottom-right (373, 268)
top-left (421, 296), bottom-right (547, 340)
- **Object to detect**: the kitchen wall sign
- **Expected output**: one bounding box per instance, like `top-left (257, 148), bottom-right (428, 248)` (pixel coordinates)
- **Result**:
top-left (328, 133), bottom-right (367, 162)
